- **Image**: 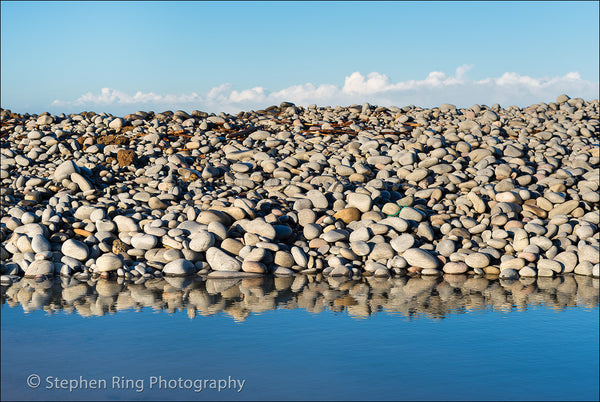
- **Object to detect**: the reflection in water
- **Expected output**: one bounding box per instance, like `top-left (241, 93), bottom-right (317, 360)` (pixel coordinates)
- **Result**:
top-left (1, 274), bottom-right (598, 321)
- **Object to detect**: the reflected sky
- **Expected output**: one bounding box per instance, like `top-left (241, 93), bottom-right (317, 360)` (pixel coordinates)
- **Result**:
top-left (1, 274), bottom-right (599, 401)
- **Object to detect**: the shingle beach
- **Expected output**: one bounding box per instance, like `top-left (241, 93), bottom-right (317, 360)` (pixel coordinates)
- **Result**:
top-left (1, 95), bottom-right (599, 286)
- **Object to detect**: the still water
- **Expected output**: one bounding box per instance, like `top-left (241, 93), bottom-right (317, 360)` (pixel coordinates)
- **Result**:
top-left (1, 274), bottom-right (599, 401)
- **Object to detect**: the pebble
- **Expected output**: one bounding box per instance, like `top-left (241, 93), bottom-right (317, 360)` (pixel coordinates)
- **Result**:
top-left (163, 258), bottom-right (195, 276)
top-left (402, 248), bottom-right (439, 269)
top-left (61, 239), bottom-right (89, 261)
top-left (206, 247), bottom-right (242, 271)
top-left (96, 253), bottom-right (123, 272)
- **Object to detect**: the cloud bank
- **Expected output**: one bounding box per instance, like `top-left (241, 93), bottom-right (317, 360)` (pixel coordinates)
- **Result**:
top-left (51, 65), bottom-right (599, 114)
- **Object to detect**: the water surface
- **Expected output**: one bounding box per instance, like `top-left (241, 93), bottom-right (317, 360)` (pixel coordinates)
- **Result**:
top-left (2, 274), bottom-right (598, 401)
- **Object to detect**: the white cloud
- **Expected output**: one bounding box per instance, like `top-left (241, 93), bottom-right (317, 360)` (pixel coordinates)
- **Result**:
top-left (50, 65), bottom-right (599, 114)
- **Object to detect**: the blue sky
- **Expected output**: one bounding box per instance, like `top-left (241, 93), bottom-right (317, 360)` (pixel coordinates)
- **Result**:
top-left (1, 1), bottom-right (598, 114)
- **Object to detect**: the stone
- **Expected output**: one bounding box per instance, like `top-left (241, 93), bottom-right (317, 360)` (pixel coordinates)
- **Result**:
top-left (24, 260), bottom-right (54, 277)
top-left (465, 252), bottom-right (490, 269)
top-left (241, 261), bottom-right (266, 274)
top-left (163, 259), bottom-right (195, 276)
top-left (96, 253), bottom-right (123, 272)
top-left (347, 192), bottom-right (373, 213)
top-left (245, 218), bottom-right (276, 240)
top-left (579, 245), bottom-right (599, 264)
top-left (130, 233), bottom-right (158, 250)
top-left (499, 268), bottom-right (518, 279)
top-left (189, 231), bottom-right (215, 252)
top-left (537, 259), bottom-right (563, 273)
top-left (148, 196), bottom-right (168, 210)
top-left (206, 247), bottom-right (242, 271)
top-left (306, 189), bottom-right (329, 209)
top-left (30, 234), bottom-right (51, 253)
top-left (369, 243), bottom-right (394, 260)
top-left (322, 229), bottom-right (349, 243)
top-left (291, 246), bottom-right (308, 267)
top-left (61, 239), bottom-right (89, 261)
top-left (548, 200), bottom-right (579, 218)
top-left (54, 160), bottom-right (79, 182)
top-left (390, 234), bottom-right (415, 254)
top-left (402, 248), bottom-right (439, 269)
top-left (333, 207), bottom-right (361, 224)
top-left (443, 262), bottom-right (468, 274)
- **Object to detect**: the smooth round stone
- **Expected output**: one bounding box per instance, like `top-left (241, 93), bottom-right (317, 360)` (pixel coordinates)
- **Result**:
top-left (291, 246), bottom-right (308, 267)
top-left (164, 249), bottom-right (183, 261)
top-left (499, 268), bottom-right (518, 279)
top-left (406, 168), bottom-right (429, 182)
top-left (537, 259), bottom-right (563, 273)
top-left (402, 248), bottom-right (439, 269)
top-left (245, 219), bottom-right (276, 240)
top-left (443, 262), bottom-right (468, 274)
top-left (197, 210), bottom-right (232, 226)
top-left (349, 227), bottom-right (371, 242)
top-left (13, 223), bottom-right (48, 237)
top-left (243, 247), bottom-right (266, 262)
top-left (189, 231), bottom-right (215, 252)
top-left (575, 225), bottom-right (595, 239)
top-left (464, 252), bottom-right (490, 269)
top-left (519, 266), bottom-right (537, 277)
top-left (369, 243), bottom-right (394, 260)
top-left (61, 239), bottom-right (89, 261)
top-left (381, 203), bottom-right (401, 216)
top-left (399, 207), bottom-right (424, 222)
top-left (500, 258), bottom-right (525, 270)
top-left (273, 266), bottom-right (294, 276)
top-left (96, 219), bottom-right (117, 232)
top-left (96, 253), bottom-right (123, 272)
top-left (374, 267), bottom-right (390, 277)
top-left (548, 200), bottom-right (579, 218)
top-left (274, 224), bottom-right (293, 240)
top-left (333, 207), bottom-right (361, 224)
top-left (322, 229), bottom-right (349, 242)
top-left (365, 260), bottom-right (386, 273)
top-left (495, 191), bottom-right (522, 204)
top-left (421, 268), bottom-right (441, 276)
top-left (206, 247), bottom-right (242, 271)
top-left (24, 260), bottom-right (54, 277)
top-left (70, 172), bottom-right (93, 192)
top-left (379, 217), bottom-right (409, 233)
top-left (274, 251), bottom-right (294, 268)
top-left (554, 251), bottom-right (578, 273)
top-left (351, 241), bottom-right (371, 256)
top-left (16, 236), bottom-right (34, 253)
top-left (89, 208), bottom-right (106, 222)
top-left (163, 259), bottom-right (195, 276)
top-left (297, 209), bottom-right (317, 226)
top-left (221, 238), bottom-right (244, 256)
top-left (390, 233), bottom-right (415, 254)
top-left (241, 261), bottom-right (266, 273)
top-left (148, 196), bottom-right (168, 210)
top-left (113, 215), bottom-right (139, 232)
top-left (579, 245), bottom-right (600, 264)
top-left (574, 262), bottom-right (594, 276)
top-left (54, 160), bottom-right (79, 181)
top-left (130, 233), bottom-right (158, 250)
top-left (537, 267), bottom-right (555, 277)
top-left (346, 192), bottom-right (373, 213)
top-left (306, 189), bottom-right (329, 209)
top-left (329, 265), bottom-right (351, 277)
top-left (30, 234), bottom-right (51, 253)
top-left (436, 239), bottom-right (456, 257)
